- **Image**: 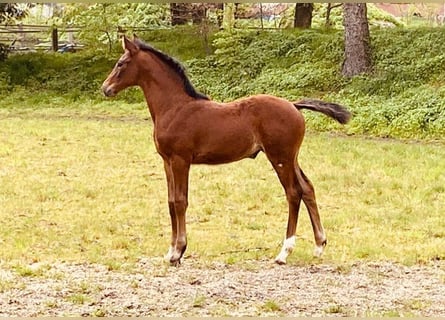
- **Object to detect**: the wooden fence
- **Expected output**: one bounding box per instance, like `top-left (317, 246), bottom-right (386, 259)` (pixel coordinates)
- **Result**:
top-left (0, 24), bottom-right (82, 52)
top-left (0, 24), bottom-right (181, 53)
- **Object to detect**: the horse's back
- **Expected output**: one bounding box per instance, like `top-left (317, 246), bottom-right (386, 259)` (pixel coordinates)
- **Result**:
top-left (228, 94), bottom-right (304, 122)
top-left (230, 94), bottom-right (306, 138)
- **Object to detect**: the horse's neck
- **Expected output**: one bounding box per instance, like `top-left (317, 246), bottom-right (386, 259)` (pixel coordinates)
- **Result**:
top-left (139, 73), bottom-right (193, 123)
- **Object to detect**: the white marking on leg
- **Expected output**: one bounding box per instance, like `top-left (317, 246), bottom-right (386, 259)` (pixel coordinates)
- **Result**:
top-left (164, 246), bottom-right (175, 262)
top-left (275, 235), bottom-right (296, 265)
top-left (314, 230), bottom-right (326, 258)
top-left (313, 244), bottom-right (324, 258)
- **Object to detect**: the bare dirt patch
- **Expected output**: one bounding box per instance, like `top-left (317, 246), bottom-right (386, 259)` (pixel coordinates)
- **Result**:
top-left (1, 259), bottom-right (444, 317)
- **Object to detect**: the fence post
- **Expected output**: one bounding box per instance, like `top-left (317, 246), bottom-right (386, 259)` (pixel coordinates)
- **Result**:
top-left (18, 23), bottom-right (24, 48)
top-left (52, 27), bottom-right (58, 52)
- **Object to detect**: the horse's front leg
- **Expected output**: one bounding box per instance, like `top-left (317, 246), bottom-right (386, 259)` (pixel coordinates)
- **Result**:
top-left (163, 161), bottom-right (177, 262)
top-left (168, 156), bottom-right (190, 264)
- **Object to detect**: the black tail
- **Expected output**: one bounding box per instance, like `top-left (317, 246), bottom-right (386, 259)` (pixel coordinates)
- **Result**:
top-left (294, 99), bottom-right (351, 124)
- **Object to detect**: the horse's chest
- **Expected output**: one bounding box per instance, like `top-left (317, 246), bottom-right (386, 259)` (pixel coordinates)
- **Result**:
top-left (154, 133), bottom-right (170, 154)
top-left (154, 131), bottom-right (187, 157)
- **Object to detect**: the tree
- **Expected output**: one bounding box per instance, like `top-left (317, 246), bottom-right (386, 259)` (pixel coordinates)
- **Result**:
top-left (62, 4), bottom-right (169, 52)
top-left (294, 3), bottom-right (313, 28)
top-left (0, 3), bottom-right (30, 60)
top-left (325, 3), bottom-right (343, 28)
top-left (223, 3), bottom-right (235, 31)
top-left (0, 3), bottom-right (28, 24)
top-left (191, 3), bottom-right (207, 24)
top-left (170, 3), bottom-right (221, 26)
top-left (342, 3), bottom-right (372, 77)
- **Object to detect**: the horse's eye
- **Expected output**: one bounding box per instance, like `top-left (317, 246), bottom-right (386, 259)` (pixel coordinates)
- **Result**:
top-left (117, 61), bottom-right (125, 68)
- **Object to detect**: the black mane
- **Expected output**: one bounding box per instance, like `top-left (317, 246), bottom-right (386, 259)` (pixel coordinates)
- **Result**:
top-left (134, 39), bottom-right (209, 100)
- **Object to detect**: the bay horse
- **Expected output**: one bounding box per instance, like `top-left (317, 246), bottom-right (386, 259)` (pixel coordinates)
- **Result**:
top-left (102, 35), bottom-right (351, 265)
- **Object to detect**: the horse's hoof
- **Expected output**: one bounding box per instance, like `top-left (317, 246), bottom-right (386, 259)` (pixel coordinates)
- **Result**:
top-left (169, 259), bottom-right (181, 267)
top-left (274, 257), bottom-right (286, 265)
top-left (169, 251), bottom-right (183, 266)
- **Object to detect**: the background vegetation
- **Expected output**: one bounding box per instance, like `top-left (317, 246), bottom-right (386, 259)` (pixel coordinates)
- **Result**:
top-left (0, 4), bottom-right (444, 269)
top-left (1, 25), bottom-right (445, 139)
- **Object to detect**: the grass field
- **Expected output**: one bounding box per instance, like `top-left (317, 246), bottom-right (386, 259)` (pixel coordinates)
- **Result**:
top-left (0, 101), bottom-right (444, 270)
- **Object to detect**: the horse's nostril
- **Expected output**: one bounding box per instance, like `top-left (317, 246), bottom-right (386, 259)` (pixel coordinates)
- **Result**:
top-left (102, 85), bottom-right (114, 97)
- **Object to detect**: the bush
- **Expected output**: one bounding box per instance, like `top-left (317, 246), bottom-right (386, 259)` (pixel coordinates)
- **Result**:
top-left (189, 27), bottom-right (445, 139)
top-left (1, 26), bottom-right (445, 139)
top-left (0, 51), bottom-right (117, 100)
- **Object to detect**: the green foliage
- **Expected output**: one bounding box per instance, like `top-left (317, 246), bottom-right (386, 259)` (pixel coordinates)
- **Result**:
top-left (367, 4), bottom-right (403, 27)
top-left (0, 3), bottom-right (30, 60)
top-left (330, 87), bottom-right (445, 139)
top-left (1, 26), bottom-right (445, 139)
top-left (136, 25), bottom-right (217, 60)
top-left (226, 4), bottom-right (401, 30)
top-left (0, 3), bottom-right (29, 24)
top-left (188, 27), bottom-right (445, 139)
top-left (0, 26), bottom-right (211, 103)
top-left (189, 29), bottom-right (344, 101)
top-left (60, 4), bottom-right (170, 51)
top-left (309, 3), bottom-right (402, 29)
top-left (0, 51), bottom-right (117, 100)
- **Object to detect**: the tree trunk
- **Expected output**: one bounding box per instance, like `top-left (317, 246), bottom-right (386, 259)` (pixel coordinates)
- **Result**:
top-left (223, 3), bottom-right (235, 31)
top-left (191, 4), bottom-right (206, 24)
top-left (233, 3), bottom-right (241, 20)
top-left (342, 3), bottom-right (372, 77)
top-left (294, 3), bottom-right (313, 28)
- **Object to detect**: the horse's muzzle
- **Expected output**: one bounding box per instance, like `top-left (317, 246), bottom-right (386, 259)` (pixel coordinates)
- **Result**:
top-left (102, 83), bottom-right (116, 97)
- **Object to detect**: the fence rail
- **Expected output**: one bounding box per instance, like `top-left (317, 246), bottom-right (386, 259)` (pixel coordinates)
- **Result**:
top-left (0, 23), bottom-right (179, 52)
top-left (0, 23), bottom-right (83, 52)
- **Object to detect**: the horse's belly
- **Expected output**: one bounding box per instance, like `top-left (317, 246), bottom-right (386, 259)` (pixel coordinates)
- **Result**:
top-left (191, 138), bottom-right (260, 165)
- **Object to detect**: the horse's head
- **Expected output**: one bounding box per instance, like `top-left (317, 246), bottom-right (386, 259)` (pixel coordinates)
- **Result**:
top-left (102, 36), bottom-right (141, 97)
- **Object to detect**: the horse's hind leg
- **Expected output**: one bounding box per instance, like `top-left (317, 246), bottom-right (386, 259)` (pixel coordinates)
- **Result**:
top-left (269, 160), bottom-right (303, 265)
top-left (295, 167), bottom-right (327, 257)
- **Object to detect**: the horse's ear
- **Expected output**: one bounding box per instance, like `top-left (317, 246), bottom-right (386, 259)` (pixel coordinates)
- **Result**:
top-left (122, 35), bottom-right (139, 55)
top-left (132, 33), bottom-right (140, 42)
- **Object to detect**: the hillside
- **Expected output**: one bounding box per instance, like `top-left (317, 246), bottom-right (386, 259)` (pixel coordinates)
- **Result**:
top-left (1, 26), bottom-right (445, 139)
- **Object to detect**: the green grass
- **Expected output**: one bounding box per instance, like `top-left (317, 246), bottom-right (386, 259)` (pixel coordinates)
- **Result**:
top-left (261, 300), bottom-right (282, 313)
top-left (0, 102), bottom-right (444, 267)
top-left (66, 293), bottom-right (90, 305)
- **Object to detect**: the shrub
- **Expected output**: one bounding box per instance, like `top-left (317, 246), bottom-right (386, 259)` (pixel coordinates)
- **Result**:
top-left (1, 26), bottom-right (445, 139)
